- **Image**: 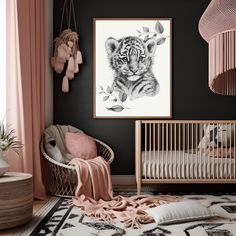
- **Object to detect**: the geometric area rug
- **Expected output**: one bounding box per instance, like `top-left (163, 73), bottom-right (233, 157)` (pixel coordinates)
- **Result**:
top-left (14, 192), bottom-right (236, 236)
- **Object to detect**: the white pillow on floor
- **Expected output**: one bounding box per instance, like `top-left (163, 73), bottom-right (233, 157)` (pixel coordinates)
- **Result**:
top-left (146, 200), bottom-right (216, 225)
top-left (210, 202), bottom-right (236, 219)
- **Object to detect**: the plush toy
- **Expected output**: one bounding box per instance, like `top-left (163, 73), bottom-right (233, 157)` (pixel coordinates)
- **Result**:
top-left (44, 133), bottom-right (66, 163)
top-left (51, 29), bottom-right (83, 93)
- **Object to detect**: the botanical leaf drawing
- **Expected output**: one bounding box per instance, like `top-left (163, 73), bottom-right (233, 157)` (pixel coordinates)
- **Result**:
top-left (137, 20), bottom-right (169, 46)
top-left (103, 96), bottom-right (109, 101)
top-left (106, 85), bottom-right (113, 94)
top-left (119, 92), bottom-right (127, 102)
top-left (142, 26), bottom-right (149, 33)
top-left (106, 105), bottom-right (124, 112)
top-left (99, 86), bottom-right (129, 112)
top-left (155, 21), bottom-right (164, 34)
top-left (156, 37), bottom-right (166, 45)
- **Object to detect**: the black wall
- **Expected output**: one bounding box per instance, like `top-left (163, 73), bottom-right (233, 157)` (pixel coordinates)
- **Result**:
top-left (53, 0), bottom-right (236, 175)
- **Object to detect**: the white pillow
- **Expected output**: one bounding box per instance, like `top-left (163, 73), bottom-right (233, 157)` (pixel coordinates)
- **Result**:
top-left (146, 200), bottom-right (216, 225)
top-left (210, 202), bottom-right (236, 219)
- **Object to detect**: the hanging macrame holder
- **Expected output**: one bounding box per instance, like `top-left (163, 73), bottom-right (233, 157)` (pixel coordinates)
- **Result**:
top-left (51, 0), bottom-right (83, 93)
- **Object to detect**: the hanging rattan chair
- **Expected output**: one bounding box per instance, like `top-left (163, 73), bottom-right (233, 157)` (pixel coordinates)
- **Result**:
top-left (40, 133), bottom-right (114, 197)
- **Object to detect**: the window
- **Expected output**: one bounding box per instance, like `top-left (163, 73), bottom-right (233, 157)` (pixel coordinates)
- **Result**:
top-left (0, 0), bottom-right (6, 120)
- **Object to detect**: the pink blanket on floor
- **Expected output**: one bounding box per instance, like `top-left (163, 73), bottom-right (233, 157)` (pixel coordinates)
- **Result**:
top-left (70, 156), bottom-right (180, 228)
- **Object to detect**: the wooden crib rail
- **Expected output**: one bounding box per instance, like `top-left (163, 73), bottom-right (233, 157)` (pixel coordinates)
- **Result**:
top-left (135, 120), bottom-right (236, 193)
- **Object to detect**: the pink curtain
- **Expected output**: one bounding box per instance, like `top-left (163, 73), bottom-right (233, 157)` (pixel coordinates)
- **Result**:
top-left (6, 0), bottom-right (47, 199)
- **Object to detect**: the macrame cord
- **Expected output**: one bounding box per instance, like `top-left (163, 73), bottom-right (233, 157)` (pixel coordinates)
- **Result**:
top-left (51, 0), bottom-right (83, 93)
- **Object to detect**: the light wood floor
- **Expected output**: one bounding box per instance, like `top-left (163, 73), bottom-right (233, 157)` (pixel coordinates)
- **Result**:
top-left (0, 198), bottom-right (49, 236)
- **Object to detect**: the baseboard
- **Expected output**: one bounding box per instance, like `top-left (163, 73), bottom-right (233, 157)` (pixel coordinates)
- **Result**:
top-left (111, 175), bottom-right (136, 186)
top-left (111, 175), bottom-right (157, 192)
top-left (111, 175), bottom-right (236, 193)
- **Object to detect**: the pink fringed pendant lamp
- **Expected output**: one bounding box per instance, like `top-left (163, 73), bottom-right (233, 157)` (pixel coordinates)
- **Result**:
top-left (199, 0), bottom-right (236, 96)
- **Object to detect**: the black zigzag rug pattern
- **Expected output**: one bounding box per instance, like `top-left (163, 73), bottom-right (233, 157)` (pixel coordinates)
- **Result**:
top-left (14, 192), bottom-right (236, 236)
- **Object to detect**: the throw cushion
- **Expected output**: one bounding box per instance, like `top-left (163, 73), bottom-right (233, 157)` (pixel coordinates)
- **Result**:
top-left (44, 133), bottom-right (66, 163)
top-left (65, 132), bottom-right (97, 160)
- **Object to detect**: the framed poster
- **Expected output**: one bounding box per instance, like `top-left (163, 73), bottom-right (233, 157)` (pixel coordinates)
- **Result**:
top-left (93, 18), bottom-right (172, 118)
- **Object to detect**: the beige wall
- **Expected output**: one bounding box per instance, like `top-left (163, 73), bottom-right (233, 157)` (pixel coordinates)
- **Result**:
top-left (45, 0), bottom-right (53, 127)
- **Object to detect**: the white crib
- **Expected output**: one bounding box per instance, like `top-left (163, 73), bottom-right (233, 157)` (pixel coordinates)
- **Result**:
top-left (135, 120), bottom-right (236, 193)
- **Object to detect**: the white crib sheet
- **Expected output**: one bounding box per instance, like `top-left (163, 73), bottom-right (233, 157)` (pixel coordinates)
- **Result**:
top-left (142, 150), bottom-right (236, 179)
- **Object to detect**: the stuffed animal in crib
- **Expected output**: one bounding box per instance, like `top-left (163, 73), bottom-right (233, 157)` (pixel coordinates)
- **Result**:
top-left (198, 124), bottom-right (235, 149)
top-left (51, 29), bottom-right (83, 93)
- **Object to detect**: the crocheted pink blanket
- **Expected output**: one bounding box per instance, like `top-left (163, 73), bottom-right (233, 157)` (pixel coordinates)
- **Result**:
top-left (70, 156), bottom-right (179, 228)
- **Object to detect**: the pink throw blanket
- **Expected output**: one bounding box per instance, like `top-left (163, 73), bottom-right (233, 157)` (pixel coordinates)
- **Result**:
top-left (69, 156), bottom-right (113, 201)
top-left (70, 157), bottom-right (180, 228)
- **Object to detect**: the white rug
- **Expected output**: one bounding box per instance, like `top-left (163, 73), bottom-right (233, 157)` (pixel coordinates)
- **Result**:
top-left (14, 193), bottom-right (236, 236)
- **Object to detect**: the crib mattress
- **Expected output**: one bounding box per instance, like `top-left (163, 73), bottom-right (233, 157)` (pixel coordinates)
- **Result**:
top-left (142, 150), bottom-right (236, 179)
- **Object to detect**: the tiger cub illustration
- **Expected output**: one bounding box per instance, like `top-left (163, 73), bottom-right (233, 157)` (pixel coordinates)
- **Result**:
top-left (105, 36), bottom-right (159, 100)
